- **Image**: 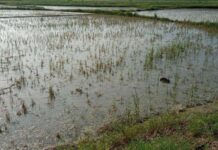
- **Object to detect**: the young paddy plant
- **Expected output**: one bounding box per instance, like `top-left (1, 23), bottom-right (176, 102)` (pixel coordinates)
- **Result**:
top-left (21, 101), bottom-right (28, 115)
top-left (48, 86), bottom-right (55, 104)
top-left (132, 90), bottom-right (140, 121)
top-left (144, 48), bottom-right (155, 70)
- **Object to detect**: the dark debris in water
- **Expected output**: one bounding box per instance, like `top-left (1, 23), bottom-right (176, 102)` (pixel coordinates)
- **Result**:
top-left (160, 77), bottom-right (170, 84)
top-left (76, 88), bottom-right (83, 95)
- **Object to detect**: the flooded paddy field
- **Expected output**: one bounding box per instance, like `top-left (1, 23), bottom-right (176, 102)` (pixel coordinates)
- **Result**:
top-left (0, 9), bottom-right (87, 18)
top-left (43, 6), bottom-right (138, 11)
top-left (0, 10), bottom-right (218, 149)
top-left (0, 5), bottom-right (138, 12)
top-left (137, 9), bottom-right (218, 23)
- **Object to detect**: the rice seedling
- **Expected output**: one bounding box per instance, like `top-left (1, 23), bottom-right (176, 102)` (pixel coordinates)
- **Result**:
top-left (48, 86), bottom-right (55, 101)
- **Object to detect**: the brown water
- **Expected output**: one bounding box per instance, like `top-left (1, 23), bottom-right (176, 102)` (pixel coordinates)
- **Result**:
top-left (0, 10), bottom-right (218, 149)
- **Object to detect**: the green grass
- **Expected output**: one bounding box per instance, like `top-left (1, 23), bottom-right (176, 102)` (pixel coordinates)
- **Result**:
top-left (144, 41), bottom-right (198, 70)
top-left (0, 0), bottom-right (218, 10)
top-left (126, 137), bottom-right (191, 150)
top-left (54, 100), bottom-right (218, 150)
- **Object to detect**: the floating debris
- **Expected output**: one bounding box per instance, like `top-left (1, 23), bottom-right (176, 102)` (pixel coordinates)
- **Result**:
top-left (160, 77), bottom-right (170, 84)
top-left (76, 88), bottom-right (83, 95)
top-left (17, 111), bottom-right (22, 116)
top-left (56, 133), bottom-right (61, 139)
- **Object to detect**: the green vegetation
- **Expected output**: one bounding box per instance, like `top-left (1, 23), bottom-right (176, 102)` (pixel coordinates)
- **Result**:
top-left (126, 137), bottom-right (191, 150)
top-left (54, 100), bottom-right (218, 150)
top-left (144, 40), bottom-right (199, 70)
top-left (48, 86), bottom-right (55, 101)
top-left (0, 0), bottom-right (218, 9)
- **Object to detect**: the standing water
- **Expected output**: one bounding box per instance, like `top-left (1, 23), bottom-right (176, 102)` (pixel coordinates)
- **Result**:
top-left (137, 9), bottom-right (218, 23)
top-left (0, 10), bottom-right (217, 149)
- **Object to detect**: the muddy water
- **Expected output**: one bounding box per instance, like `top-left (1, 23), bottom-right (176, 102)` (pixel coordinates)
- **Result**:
top-left (137, 9), bottom-right (218, 23)
top-left (0, 10), bottom-right (218, 149)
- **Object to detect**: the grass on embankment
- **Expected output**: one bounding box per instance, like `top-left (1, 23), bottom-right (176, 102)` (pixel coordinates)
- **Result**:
top-left (0, 0), bottom-right (218, 10)
top-left (54, 99), bottom-right (218, 150)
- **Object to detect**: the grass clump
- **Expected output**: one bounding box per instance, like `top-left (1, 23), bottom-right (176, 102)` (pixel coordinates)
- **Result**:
top-left (188, 114), bottom-right (210, 137)
top-left (126, 137), bottom-right (191, 150)
top-left (48, 86), bottom-right (55, 103)
top-left (144, 41), bottom-right (194, 70)
top-left (144, 48), bottom-right (154, 70)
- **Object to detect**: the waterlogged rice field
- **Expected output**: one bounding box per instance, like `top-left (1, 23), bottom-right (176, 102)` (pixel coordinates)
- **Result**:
top-left (137, 9), bottom-right (218, 23)
top-left (43, 6), bottom-right (138, 11)
top-left (0, 9), bottom-right (87, 18)
top-left (0, 10), bottom-right (218, 149)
